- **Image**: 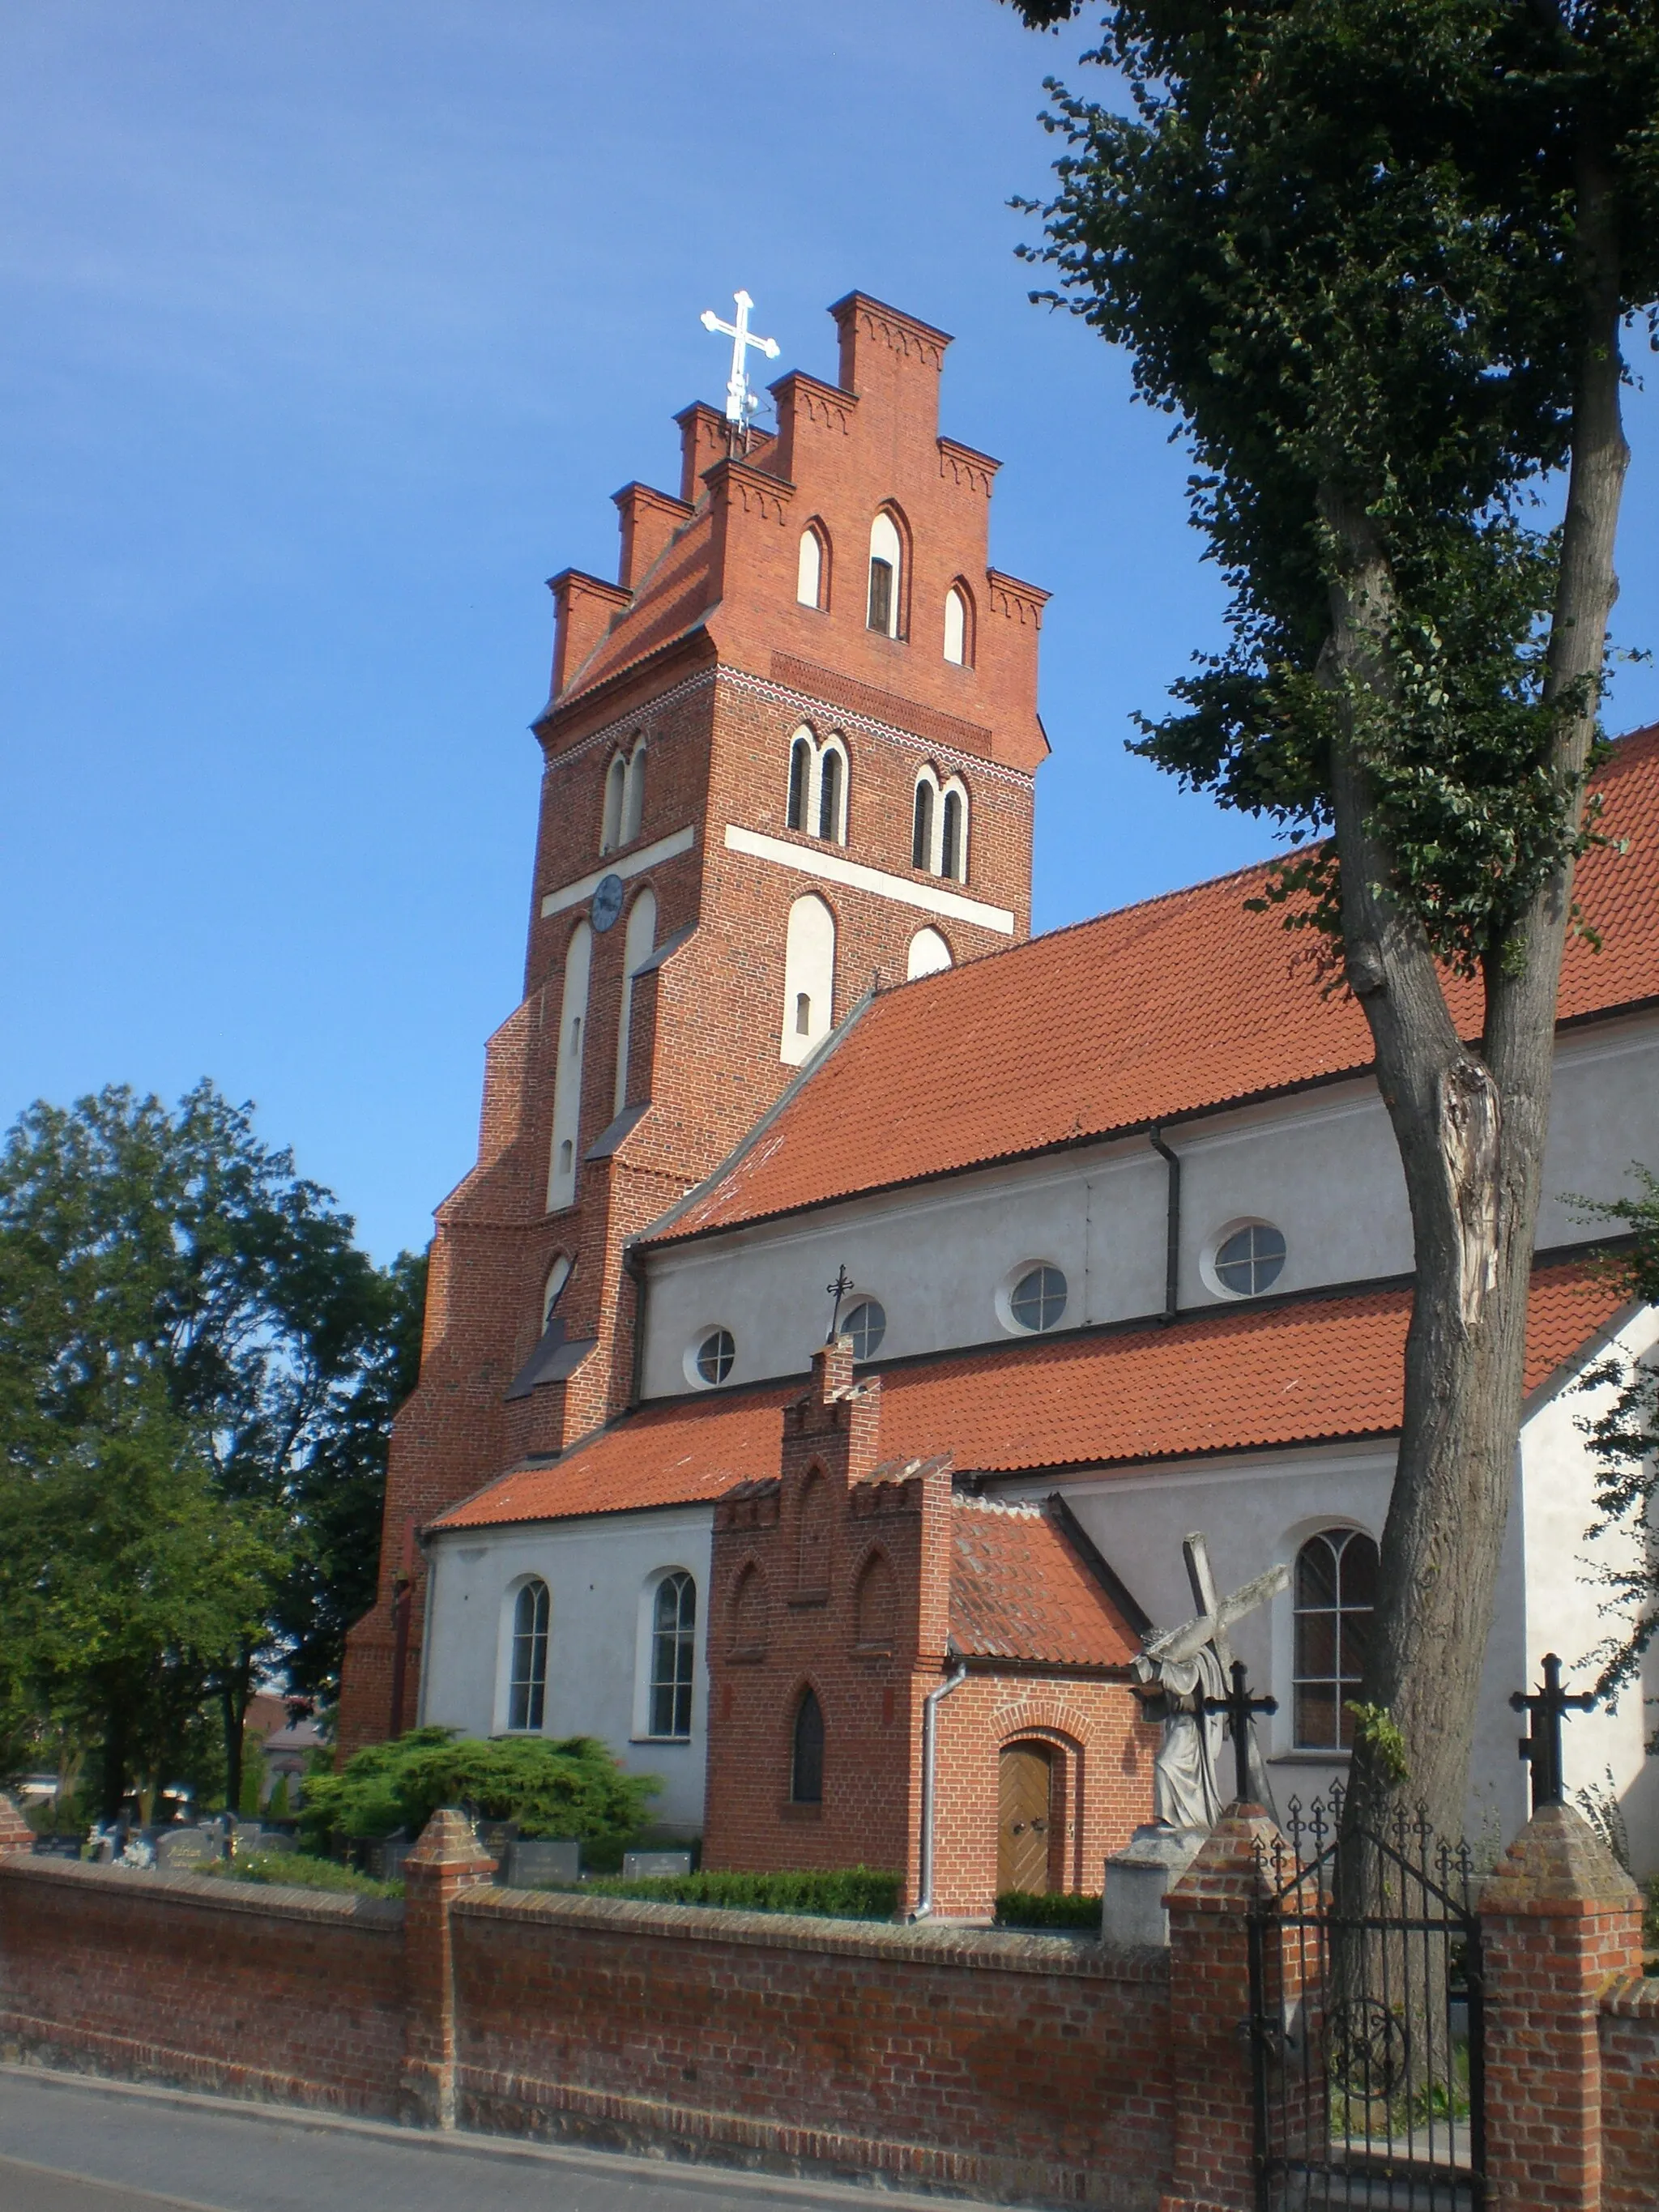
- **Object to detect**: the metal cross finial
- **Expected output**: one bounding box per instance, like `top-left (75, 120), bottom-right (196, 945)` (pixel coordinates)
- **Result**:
top-left (1511, 1652), bottom-right (1597, 1812)
top-left (1204, 1657), bottom-right (1278, 1809)
top-left (825, 1264), bottom-right (855, 1344)
top-left (700, 289), bottom-right (780, 447)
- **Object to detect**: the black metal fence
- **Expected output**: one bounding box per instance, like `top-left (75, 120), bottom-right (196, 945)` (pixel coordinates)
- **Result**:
top-left (1248, 1788), bottom-right (1485, 2211)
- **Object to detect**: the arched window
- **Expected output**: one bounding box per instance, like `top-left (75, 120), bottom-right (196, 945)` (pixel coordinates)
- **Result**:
top-left (613, 886), bottom-right (657, 1114)
top-left (940, 785), bottom-right (966, 881)
top-left (507, 1579), bottom-right (550, 1732)
top-left (540, 1254), bottom-right (571, 1332)
top-left (791, 1687), bottom-right (825, 1804)
top-left (912, 771), bottom-right (936, 872)
top-left (817, 739), bottom-right (847, 843)
top-left (1294, 1528), bottom-right (1379, 1750)
top-left (786, 730), bottom-right (813, 831)
top-left (621, 743), bottom-right (646, 845)
top-left (796, 524), bottom-right (828, 610)
top-left (868, 511), bottom-right (903, 638)
top-left (855, 1553), bottom-right (898, 1649)
top-left (796, 1471), bottom-right (829, 1593)
top-left (546, 922), bottom-right (592, 1211)
top-left (600, 754), bottom-right (626, 854)
top-left (781, 893), bottom-right (835, 1066)
top-left (649, 1571), bottom-right (697, 1740)
top-left (943, 583), bottom-right (972, 667)
top-left (906, 927), bottom-right (952, 980)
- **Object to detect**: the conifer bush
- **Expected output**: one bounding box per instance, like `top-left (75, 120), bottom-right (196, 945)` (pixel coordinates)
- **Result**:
top-left (298, 1726), bottom-right (658, 1848)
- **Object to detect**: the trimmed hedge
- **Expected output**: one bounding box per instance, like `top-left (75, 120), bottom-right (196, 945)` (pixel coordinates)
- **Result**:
top-left (995, 1888), bottom-right (1102, 1929)
top-left (561, 1865), bottom-right (902, 1919)
top-left (203, 1850), bottom-right (403, 1899)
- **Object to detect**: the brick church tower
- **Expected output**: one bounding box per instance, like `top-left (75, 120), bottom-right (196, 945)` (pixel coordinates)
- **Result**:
top-left (336, 292), bottom-right (1049, 1755)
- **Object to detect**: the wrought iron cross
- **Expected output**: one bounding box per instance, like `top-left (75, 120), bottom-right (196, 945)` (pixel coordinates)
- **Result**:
top-left (700, 289), bottom-right (780, 441)
top-left (1511, 1652), bottom-right (1597, 1812)
top-left (1204, 1657), bottom-right (1278, 1808)
top-left (825, 1265), bottom-right (855, 1344)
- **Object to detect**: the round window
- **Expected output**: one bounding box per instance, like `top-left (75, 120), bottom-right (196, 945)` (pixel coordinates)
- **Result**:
top-left (1009, 1264), bottom-right (1068, 1333)
top-left (694, 1328), bottom-right (736, 1386)
top-left (842, 1298), bottom-right (886, 1361)
top-left (1213, 1222), bottom-right (1286, 1298)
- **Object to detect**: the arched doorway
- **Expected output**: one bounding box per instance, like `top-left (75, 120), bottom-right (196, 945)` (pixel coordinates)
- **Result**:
top-left (997, 1741), bottom-right (1053, 1894)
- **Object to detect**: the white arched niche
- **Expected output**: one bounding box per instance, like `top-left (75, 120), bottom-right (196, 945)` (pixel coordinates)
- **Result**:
top-left (546, 921), bottom-right (592, 1211)
top-left (796, 526), bottom-right (826, 610)
top-left (613, 885), bottom-right (657, 1115)
top-left (906, 927), bottom-right (953, 980)
top-left (780, 893), bottom-right (836, 1067)
top-left (600, 753), bottom-right (626, 854)
top-left (621, 743), bottom-right (646, 845)
top-left (943, 585), bottom-right (971, 666)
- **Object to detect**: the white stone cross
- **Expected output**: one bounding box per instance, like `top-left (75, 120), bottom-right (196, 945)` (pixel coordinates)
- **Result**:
top-left (701, 289), bottom-right (781, 429)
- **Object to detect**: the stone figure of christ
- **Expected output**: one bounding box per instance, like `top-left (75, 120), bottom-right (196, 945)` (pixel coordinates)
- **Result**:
top-left (1131, 1533), bottom-right (1290, 1835)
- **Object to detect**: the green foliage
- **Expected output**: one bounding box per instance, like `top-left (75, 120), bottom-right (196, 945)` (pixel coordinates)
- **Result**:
top-left (298, 1728), bottom-right (659, 1848)
top-left (995, 1887), bottom-right (1102, 1929)
top-left (267, 1772), bottom-right (291, 1819)
top-left (572, 1866), bottom-right (901, 1919)
top-left (203, 1849), bottom-right (402, 1899)
top-left (1007, 0), bottom-right (1659, 973)
top-left (1346, 1702), bottom-right (1410, 1785)
top-left (0, 1082), bottom-right (422, 1812)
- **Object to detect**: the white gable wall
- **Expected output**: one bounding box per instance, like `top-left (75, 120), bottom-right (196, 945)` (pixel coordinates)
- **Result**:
top-left (419, 1505), bottom-right (714, 1837)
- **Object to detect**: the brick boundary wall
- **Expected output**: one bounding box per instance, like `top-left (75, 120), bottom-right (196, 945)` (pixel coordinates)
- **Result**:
top-left (0, 1856), bottom-right (406, 2116)
top-left (6, 1801), bottom-right (1658, 2210)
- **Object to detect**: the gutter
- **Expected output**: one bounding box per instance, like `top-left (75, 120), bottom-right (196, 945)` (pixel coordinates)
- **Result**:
top-left (911, 1656), bottom-right (970, 1920)
top-left (1149, 1127), bottom-right (1180, 1323)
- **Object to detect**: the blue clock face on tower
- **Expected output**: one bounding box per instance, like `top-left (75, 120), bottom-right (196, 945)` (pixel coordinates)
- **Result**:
top-left (591, 873), bottom-right (625, 933)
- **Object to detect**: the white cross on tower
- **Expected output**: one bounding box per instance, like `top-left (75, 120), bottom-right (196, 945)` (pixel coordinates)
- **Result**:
top-left (700, 289), bottom-right (780, 433)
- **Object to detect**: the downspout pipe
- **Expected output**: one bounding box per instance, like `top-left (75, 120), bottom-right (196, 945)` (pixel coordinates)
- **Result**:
top-left (1149, 1127), bottom-right (1180, 1323)
top-left (623, 1241), bottom-right (649, 1412)
top-left (911, 1656), bottom-right (970, 1920)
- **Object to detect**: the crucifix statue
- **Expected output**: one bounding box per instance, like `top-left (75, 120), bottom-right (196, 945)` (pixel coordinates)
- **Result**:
top-left (1511, 1652), bottom-right (1597, 1813)
top-left (700, 288), bottom-right (780, 447)
top-left (1131, 1532), bottom-right (1290, 1835)
top-left (825, 1264), bottom-right (855, 1343)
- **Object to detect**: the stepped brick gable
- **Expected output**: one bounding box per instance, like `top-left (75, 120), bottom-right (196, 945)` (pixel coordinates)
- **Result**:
top-left (338, 292), bottom-right (1047, 1755)
top-left (702, 1339), bottom-right (1154, 1915)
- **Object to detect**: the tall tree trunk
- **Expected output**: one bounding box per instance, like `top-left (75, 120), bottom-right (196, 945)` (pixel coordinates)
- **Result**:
top-left (220, 1648), bottom-right (252, 1818)
top-left (97, 1689), bottom-right (130, 1824)
top-left (1327, 130), bottom-right (1627, 1850)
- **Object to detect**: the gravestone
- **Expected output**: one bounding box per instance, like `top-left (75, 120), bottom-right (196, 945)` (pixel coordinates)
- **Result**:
top-left (623, 1849), bottom-right (693, 1881)
top-left (501, 1838), bottom-right (580, 1888)
top-left (156, 1827), bottom-right (220, 1872)
top-left (369, 1829), bottom-right (411, 1882)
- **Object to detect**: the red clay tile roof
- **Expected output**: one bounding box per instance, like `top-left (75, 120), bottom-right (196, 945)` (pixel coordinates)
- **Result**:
top-left (431, 1257), bottom-right (1620, 1531)
top-left (652, 725), bottom-right (1659, 1244)
top-left (949, 1498), bottom-right (1140, 1667)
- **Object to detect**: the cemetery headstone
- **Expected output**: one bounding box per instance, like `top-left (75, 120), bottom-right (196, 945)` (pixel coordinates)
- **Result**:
top-left (369, 1829), bottom-right (411, 1882)
top-left (501, 1838), bottom-right (580, 1888)
top-left (156, 1827), bottom-right (220, 1872)
top-left (622, 1849), bottom-right (693, 1881)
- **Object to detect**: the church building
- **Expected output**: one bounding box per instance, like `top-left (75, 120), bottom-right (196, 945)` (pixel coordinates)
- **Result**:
top-left (338, 291), bottom-right (1659, 1910)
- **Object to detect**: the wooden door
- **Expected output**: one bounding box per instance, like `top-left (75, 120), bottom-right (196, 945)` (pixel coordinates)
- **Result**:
top-left (997, 1741), bottom-right (1053, 1894)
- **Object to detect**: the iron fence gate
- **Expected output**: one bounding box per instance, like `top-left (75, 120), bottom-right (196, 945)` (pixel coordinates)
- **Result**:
top-left (1247, 1790), bottom-right (1486, 2211)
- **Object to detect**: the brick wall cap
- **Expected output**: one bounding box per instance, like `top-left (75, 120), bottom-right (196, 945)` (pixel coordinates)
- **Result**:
top-left (1477, 1801), bottom-right (1641, 1916)
top-left (1167, 1808), bottom-right (1282, 1907)
top-left (1601, 1965), bottom-right (1659, 2015)
top-left (459, 1883), bottom-right (1171, 1982)
top-left (405, 1805), bottom-right (498, 1875)
top-left (0, 1852), bottom-right (403, 1932)
top-left (0, 1793), bottom-right (33, 1856)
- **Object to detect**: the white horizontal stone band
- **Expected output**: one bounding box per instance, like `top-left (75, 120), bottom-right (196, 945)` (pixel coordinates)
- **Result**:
top-left (723, 824), bottom-right (1017, 934)
top-left (539, 825), bottom-right (697, 918)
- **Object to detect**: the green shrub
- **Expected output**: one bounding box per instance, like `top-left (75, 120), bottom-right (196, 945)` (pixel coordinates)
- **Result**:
top-left (568, 1866), bottom-right (901, 1919)
top-left (1644, 1877), bottom-right (1659, 1953)
top-left (298, 1726), bottom-right (659, 1849)
top-left (995, 1889), bottom-right (1102, 1930)
top-left (203, 1850), bottom-right (403, 1899)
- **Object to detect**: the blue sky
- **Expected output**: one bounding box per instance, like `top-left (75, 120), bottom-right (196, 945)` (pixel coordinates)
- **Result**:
top-left (4, 2), bottom-right (1656, 1263)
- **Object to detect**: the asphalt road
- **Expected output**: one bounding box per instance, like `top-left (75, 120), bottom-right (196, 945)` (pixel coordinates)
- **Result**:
top-left (0, 2069), bottom-right (952, 2212)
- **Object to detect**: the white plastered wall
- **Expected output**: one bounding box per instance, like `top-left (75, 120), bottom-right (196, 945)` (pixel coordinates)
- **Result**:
top-left (420, 1504), bottom-right (714, 1836)
top-left (640, 1016), bottom-right (1659, 1397)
